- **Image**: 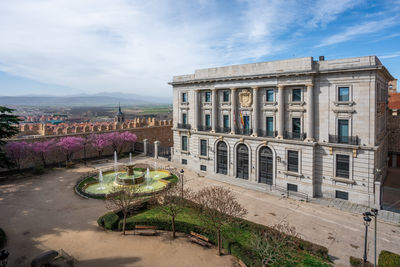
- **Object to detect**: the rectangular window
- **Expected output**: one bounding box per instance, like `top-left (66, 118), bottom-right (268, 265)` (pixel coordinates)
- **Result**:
top-left (200, 165), bottom-right (207, 171)
top-left (182, 92), bottom-right (187, 103)
top-left (181, 136), bottom-right (188, 151)
top-left (292, 118), bottom-right (301, 138)
top-left (223, 115), bottom-right (229, 128)
top-left (266, 89), bottom-right (274, 102)
top-left (292, 89), bottom-right (301, 102)
top-left (338, 87), bottom-right (349, 102)
top-left (335, 190), bottom-right (349, 200)
top-left (287, 150), bottom-right (299, 173)
top-left (338, 119), bottom-right (349, 143)
top-left (200, 139), bottom-right (207, 156)
top-left (205, 114), bottom-right (211, 127)
top-left (223, 91), bottom-right (230, 102)
top-left (266, 117), bottom-right (274, 136)
top-left (336, 154), bottom-right (350, 178)
top-left (182, 159), bottom-right (187, 165)
top-left (182, 113), bottom-right (187, 124)
top-left (205, 91), bottom-right (211, 102)
top-left (287, 183), bottom-right (298, 192)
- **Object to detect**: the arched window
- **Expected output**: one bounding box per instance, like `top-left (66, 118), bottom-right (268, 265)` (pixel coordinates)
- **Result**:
top-left (216, 142), bottom-right (228, 175)
top-left (236, 144), bottom-right (249, 180)
top-left (259, 147), bottom-right (273, 184)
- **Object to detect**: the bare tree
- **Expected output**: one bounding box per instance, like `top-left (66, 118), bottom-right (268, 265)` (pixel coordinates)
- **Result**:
top-left (192, 186), bottom-right (247, 255)
top-left (157, 184), bottom-right (190, 238)
top-left (105, 185), bottom-right (142, 235)
top-left (251, 221), bottom-right (300, 266)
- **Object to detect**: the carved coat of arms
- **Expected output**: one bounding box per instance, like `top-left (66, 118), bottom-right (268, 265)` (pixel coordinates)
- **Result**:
top-left (239, 89), bottom-right (252, 107)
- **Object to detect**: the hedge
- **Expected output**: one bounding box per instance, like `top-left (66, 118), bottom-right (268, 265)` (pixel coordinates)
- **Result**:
top-left (379, 250), bottom-right (400, 267)
top-left (349, 256), bottom-right (373, 267)
top-left (97, 212), bottom-right (120, 230)
top-left (0, 228), bottom-right (6, 248)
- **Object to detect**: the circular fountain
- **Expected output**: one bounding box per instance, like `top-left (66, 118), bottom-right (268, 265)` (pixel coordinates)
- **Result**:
top-left (77, 161), bottom-right (177, 199)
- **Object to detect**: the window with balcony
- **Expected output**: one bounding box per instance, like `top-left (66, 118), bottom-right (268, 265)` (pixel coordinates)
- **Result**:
top-left (336, 154), bottom-right (349, 178)
top-left (182, 92), bottom-right (187, 103)
top-left (223, 115), bottom-right (229, 128)
top-left (292, 118), bottom-right (301, 138)
top-left (223, 91), bottom-right (230, 102)
top-left (292, 89), bottom-right (301, 102)
top-left (182, 113), bottom-right (187, 124)
top-left (200, 139), bottom-right (207, 156)
top-left (266, 89), bottom-right (274, 102)
top-left (205, 91), bottom-right (211, 102)
top-left (338, 87), bottom-right (349, 102)
top-left (266, 117), bottom-right (274, 136)
top-left (287, 150), bottom-right (299, 173)
top-left (338, 119), bottom-right (349, 143)
top-left (181, 136), bottom-right (188, 151)
top-left (205, 114), bottom-right (211, 128)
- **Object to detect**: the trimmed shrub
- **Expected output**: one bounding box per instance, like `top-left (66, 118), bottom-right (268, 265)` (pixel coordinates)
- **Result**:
top-left (0, 228), bottom-right (6, 248)
top-left (97, 212), bottom-right (120, 230)
top-left (349, 256), bottom-right (373, 267)
top-left (378, 250), bottom-right (400, 267)
top-left (32, 164), bottom-right (45, 175)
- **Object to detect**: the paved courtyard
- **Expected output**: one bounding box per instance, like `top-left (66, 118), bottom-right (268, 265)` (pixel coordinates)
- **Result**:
top-left (0, 166), bottom-right (235, 267)
top-left (1, 156), bottom-right (400, 267)
top-left (134, 157), bottom-right (400, 267)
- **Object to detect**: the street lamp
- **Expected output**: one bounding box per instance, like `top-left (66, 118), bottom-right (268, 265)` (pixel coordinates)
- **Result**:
top-left (180, 169), bottom-right (184, 199)
top-left (363, 213), bottom-right (372, 266)
top-left (370, 209), bottom-right (379, 267)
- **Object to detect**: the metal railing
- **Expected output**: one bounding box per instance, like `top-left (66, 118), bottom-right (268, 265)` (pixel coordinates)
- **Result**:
top-left (177, 123), bottom-right (191, 130)
top-left (257, 130), bottom-right (277, 138)
top-left (329, 134), bottom-right (359, 145)
top-left (198, 125), bottom-right (212, 131)
top-left (234, 127), bottom-right (253, 135)
top-left (284, 131), bottom-right (306, 140)
top-left (215, 126), bottom-right (231, 133)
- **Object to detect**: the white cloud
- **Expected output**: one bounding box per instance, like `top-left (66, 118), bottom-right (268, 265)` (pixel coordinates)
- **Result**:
top-left (0, 0), bottom-right (366, 96)
top-left (380, 52), bottom-right (400, 59)
top-left (316, 17), bottom-right (398, 47)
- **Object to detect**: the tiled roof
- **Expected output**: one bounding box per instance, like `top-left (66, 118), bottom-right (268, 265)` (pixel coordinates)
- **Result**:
top-left (389, 93), bottom-right (400, 110)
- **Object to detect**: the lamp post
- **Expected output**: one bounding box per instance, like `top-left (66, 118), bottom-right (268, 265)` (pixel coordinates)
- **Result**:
top-left (363, 213), bottom-right (372, 266)
top-left (371, 208), bottom-right (379, 267)
top-left (180, 169), bottom-right (184, 199)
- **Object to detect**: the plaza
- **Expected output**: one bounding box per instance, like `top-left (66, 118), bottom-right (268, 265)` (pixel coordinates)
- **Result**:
top-left (1, 156), bottom-right (399, 266)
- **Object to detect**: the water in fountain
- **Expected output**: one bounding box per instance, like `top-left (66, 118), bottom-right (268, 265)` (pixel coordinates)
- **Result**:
top-left (129, 152), bottom-right (132, 163)
top-left (114, 151), bottom-right (118, 182)
top-left (154, 162), bottom-right (160, 178)
top-left (145, 168), bottom-right (153, 190)
top-left (97, 170), bottom-right (106, 190)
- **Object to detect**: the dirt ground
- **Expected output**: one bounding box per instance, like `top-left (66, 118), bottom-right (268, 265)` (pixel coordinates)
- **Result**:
top-left (0, 166), bottom-right (236, 267)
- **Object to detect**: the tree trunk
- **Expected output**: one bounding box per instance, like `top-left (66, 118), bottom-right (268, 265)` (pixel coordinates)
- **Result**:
top-left (122, 213), bottom-right (127, 235)
top-left (218, 229), bottom-right (222, 256)
top-left (41, 154), bottom-right (47, 168)
top-left (172, 216), bottom-right (176, 239)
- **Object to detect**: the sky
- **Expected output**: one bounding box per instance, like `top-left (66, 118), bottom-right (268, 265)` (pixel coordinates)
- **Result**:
top-left (0, 0), bottom-right (399, 97)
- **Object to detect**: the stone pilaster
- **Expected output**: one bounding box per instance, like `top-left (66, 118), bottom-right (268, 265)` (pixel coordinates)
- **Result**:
top-left (193, 90), bottom-right (199, 131)
top-left (212, 88), bottom-right (217, 133)
top-left (154, 140), bottom-right (160, 159)
top-left (306, 84), bottom-right (314, 141)
top-left (252, 87), bottom-right (259, 136)
top-left (230, 88), bottom-right (237, 134)
top-left (143, 139), bottom-right (148, 156)
top-left (277, 85), bottom-right (285, 139)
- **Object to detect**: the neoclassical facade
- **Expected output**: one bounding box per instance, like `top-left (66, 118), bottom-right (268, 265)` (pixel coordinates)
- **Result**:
top-left (170, 56), bottom-right (393, 207)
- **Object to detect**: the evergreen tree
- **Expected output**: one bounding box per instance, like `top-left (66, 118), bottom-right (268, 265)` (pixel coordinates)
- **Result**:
top-left (0, 106), bottom-right (21, 167)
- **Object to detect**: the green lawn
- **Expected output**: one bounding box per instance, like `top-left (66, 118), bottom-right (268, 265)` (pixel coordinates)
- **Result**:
top-left (116, 205), bottom-right (332, 267)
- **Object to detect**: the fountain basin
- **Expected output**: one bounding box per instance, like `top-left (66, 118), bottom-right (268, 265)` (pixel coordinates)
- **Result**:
top-left (115, 172), bottom-right (145, 185)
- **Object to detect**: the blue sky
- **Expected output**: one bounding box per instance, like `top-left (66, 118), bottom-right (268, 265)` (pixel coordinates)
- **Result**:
top-left (0, 0), bottom-right (399, 97)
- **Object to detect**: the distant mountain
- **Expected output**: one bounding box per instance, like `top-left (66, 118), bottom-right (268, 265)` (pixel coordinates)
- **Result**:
top-left (0, 92), bottom-right (172, 106)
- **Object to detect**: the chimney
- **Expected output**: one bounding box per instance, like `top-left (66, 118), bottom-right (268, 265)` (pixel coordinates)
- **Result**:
top-left (319, 56), bottom-right (325, 61)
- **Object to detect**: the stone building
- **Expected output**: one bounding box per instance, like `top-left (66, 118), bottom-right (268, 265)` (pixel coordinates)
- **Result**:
top-left (388, 83), bottom-right (400, 167)
top-left (114, 103), bottom-right (125, 123)
top-left (170, 56), bottom-right (393, 207)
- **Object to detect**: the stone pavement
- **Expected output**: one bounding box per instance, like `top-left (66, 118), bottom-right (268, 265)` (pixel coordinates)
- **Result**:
top-left (136, 156), bottom-right (400, 267)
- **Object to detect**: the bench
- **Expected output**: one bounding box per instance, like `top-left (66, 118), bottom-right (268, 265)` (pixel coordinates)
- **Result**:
top-left (189, 231), bottom-right (210, 247)
top-left (134, 225), bottom-right (157, 235)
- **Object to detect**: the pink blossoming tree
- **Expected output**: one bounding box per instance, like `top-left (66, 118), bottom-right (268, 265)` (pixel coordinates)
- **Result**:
top-left (107, 131), bottom-right (137, 155)
top-left (31, 139), bottom-right (56, 167)
top-left (90, 134), bottom-right (112, 157)
top-left (5, 141), bottom-right (31, 170)
top-left (57, 136), bottom-right (84, 164)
